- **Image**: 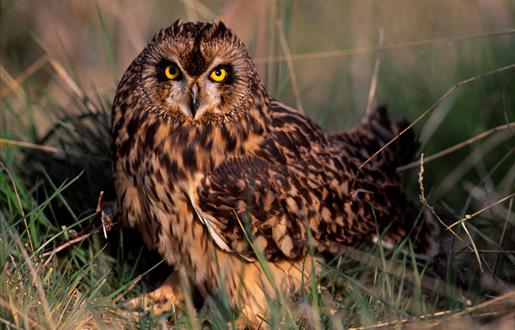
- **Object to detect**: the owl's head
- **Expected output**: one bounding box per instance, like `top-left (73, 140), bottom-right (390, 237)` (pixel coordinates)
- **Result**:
top-left (120, 20), bottom-right (265, 123)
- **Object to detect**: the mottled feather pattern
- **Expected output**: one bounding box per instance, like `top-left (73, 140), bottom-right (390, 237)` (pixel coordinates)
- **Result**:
top-left (111, 20), bottom-right (438, 326)
top-left (196, 102), bottom-right (436, 262)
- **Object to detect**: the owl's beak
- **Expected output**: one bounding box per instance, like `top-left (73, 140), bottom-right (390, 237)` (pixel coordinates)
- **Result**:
top-left (189, 84), bottom-right (199, 117)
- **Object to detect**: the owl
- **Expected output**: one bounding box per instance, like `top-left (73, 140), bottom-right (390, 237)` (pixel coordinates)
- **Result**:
top-left (111, 20), bottom-right (438, 327)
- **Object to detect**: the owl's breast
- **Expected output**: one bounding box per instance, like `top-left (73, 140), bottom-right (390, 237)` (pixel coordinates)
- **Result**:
top-left (112, 110), bottom-right (266, 266)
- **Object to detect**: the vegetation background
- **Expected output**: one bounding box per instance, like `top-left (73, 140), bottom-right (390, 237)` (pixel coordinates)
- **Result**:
top-left (1, 0), bottom-right (514, 329)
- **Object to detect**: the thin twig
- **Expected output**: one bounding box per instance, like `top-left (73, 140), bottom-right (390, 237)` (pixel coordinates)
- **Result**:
top-left (365, 29), bottom-right (384, 115)
top-left (254, 29), bottom-right (515, 64)
top-left (47, 58), bottom-right (98, 114)
top-left (95, 191), bottom-right (109, 239)
top-left (41, 231), bottom-right (98, 268)
top-left (348, 310), bottom-right (455, 330)
top-left (358, 63), bottom-right (515, 172)
top-left (41, 191), bottom-right (116, 268)
top-left (349, 311), bottom-right (504, 330)
top-left (460, 222), bottom-right (484, 273)
top-left (464, 182), bottom-right (514, 224)
top-left (447, 249), bottom-right (515, 254)
top-left (417, 153), bottom-right (462, 241)
top-left (276, 19), bottom-right (304, 113)
top-left (0, 65), bottom-right (25, 100)
top-left (450, 290), bottom-right (515, 319)
top-left (349, 290), bottom-right (515, 329)
top-left (0, 56), bottom-right (49, 99)
top-left (448, 192), bottom-right (515, 229)
top-left (398, 122), bottom-right (515, 172)
top-left (0, 138), bottom-right (62, 154)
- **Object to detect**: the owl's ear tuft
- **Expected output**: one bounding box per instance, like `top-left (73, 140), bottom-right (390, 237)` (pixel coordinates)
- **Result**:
top-left (172, 19), bottom-right (182, 30)
top-left (166, 19), bottom-right (182, 35)
top-left (211, 21), bottom-right (229, 39)
top-left (152, 20), bottom-right (182, 43)
top-left (215, 21), bottom-right (226, 30)
top-left (157, 19), bottom-right (182, 40)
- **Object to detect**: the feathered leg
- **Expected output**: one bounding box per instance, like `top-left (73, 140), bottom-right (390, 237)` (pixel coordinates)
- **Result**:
top-left (222, 254), bottom-right (322, 328)
top-left (125, 271), bottom-right (185, 316)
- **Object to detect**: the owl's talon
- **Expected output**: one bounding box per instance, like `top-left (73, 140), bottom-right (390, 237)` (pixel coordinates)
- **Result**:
top-left (123, 272), bottom-right (185, 317)
top-left (124, 294), bottom-right (177, 317)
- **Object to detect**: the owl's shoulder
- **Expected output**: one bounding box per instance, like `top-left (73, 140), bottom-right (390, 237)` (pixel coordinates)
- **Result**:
top-left (257, 98), bottom-right (330, 157)
top-left (269, 99), bottom-right (327, 137)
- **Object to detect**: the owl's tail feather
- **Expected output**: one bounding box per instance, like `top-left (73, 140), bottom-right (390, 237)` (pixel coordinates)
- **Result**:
top-left (372, 203), bottom-right (440, 260)
top-left (331, 106), bottom-right (438, 259)
top-left (320, 203), bottom-right (440, 260)
top-left (368, 107), bottom-right (439, 259)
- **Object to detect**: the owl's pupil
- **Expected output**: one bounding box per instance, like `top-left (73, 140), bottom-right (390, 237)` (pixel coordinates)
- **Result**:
top-left (215, 70), bottom-right (221, 76)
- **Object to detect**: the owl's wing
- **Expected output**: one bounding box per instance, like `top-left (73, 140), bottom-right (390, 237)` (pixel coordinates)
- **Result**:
top-left (189, 106), bottom-right (438, 261)
top-left (189, 156), bottom-right (312, 261)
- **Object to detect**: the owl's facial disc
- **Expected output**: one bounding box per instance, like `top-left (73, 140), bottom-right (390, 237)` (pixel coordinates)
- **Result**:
top-left (138, 21), bottom-right (259, 122)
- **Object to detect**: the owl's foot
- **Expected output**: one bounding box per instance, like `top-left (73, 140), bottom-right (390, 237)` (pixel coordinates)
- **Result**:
top-left (125, 272), bottom-right (185, 317)
top-left (229, 255), bottom-right (323, 329)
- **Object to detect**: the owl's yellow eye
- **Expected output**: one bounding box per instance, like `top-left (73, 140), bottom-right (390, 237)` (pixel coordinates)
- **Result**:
top-left (209, 68), bottom-right (227, 82)
top-left (165, 65), bottom-right (181, 80)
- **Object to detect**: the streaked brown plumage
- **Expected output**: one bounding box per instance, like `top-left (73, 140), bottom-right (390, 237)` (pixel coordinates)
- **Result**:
top-left (111, 20), bottom-right (438, 326)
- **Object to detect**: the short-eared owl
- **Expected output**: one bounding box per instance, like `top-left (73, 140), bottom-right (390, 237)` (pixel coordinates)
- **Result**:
top-left (111, 20), bottom-right (437, 326)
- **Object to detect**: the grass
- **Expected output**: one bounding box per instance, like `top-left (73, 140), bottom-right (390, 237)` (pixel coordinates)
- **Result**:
top-left (1, 0), bottom-right (515, 329)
